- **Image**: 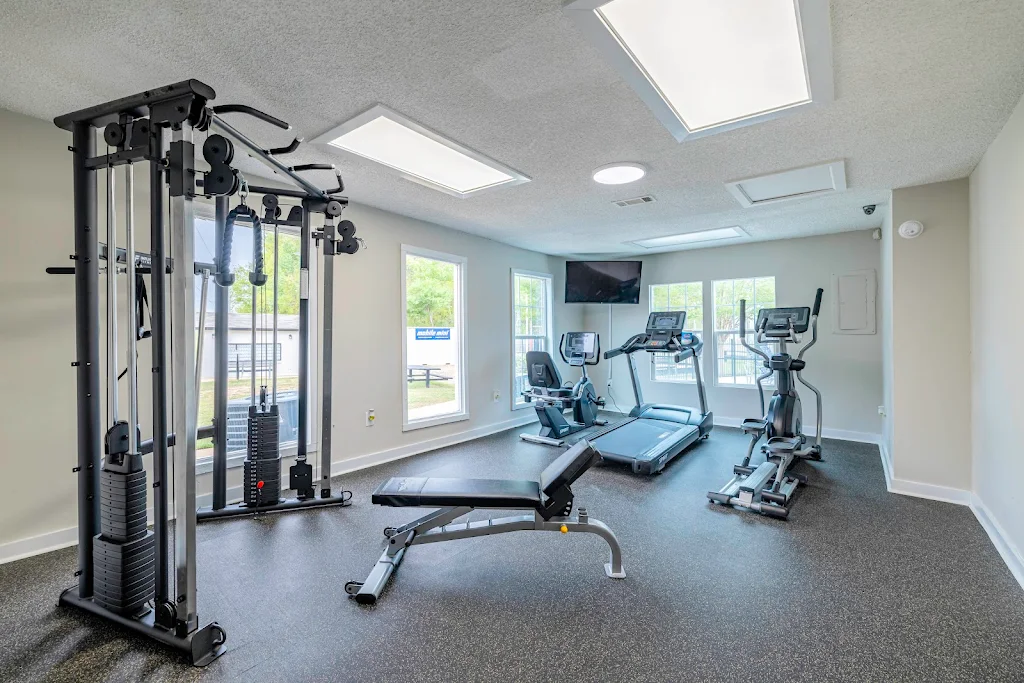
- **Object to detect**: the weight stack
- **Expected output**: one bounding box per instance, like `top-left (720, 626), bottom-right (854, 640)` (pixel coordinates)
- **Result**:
top-left (243, 404), bottom-right (281, 507)
top-left (93, 468), bottom-right (155, 615)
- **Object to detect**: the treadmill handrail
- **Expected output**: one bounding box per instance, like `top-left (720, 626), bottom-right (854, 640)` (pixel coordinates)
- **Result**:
top-left (604, 333), bottom-right (645, 359)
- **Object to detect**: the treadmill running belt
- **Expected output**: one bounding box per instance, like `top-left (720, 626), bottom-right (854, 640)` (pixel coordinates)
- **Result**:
top-left (590, 418), bottom-right (699, 474)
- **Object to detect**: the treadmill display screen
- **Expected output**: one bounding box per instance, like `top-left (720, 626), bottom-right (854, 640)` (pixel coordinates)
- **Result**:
top-left (646, 311), bottom-right (686, 334)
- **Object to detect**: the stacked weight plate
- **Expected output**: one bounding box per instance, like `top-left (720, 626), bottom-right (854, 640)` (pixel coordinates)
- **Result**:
top-left (243, 404), bottom-right (281, 506)
top-left (93, 468), bottom-right (155, 615)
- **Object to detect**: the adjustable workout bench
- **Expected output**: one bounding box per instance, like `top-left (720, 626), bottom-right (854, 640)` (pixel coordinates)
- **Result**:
top-left (346, 441), bottom-right (626, 604)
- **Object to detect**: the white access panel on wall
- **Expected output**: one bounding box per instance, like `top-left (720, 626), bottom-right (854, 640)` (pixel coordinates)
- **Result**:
top-left (832, 269), bottom-right (877, 335)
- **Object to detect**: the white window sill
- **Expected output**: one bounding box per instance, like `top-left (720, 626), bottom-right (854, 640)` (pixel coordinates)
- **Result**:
top-left (511, 401), bottom-right (533, 411)
top-left (714, 382), bottom-right (776, 390)
top-left (651, 378), bottom-right (697, 385)
top-left (403, 411), bottom-right (470, 432)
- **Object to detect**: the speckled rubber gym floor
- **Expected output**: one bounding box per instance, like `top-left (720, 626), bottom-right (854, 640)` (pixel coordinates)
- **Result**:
top-left (2, 425), bottom-right (1022, 682)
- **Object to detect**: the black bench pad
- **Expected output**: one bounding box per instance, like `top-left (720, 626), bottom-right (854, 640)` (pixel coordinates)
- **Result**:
top-left (372, 477), bottom-right (542, 509)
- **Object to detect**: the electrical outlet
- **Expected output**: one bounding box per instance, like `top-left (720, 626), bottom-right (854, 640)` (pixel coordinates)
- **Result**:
top-left (878, 405), bottom-right (886, 417)
top-left (366, 409), bottom-right (375, 426)
top-left (493, 391), bottom-right (500, 403)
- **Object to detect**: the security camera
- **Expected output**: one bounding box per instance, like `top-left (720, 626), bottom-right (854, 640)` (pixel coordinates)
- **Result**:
top-left (863, 205), bottom-right (876, 215)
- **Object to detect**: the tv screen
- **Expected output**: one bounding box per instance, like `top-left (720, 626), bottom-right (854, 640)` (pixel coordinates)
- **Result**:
top-left (565, 261), bottom-right (642, 304)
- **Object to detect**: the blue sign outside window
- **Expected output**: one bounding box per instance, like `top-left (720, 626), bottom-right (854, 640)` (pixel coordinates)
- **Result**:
top-left (415, 327), bottom-right (451, 340)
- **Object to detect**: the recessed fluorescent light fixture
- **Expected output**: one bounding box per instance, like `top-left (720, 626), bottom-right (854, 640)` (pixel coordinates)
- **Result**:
top-left (726, 160), bottom-right (846, 207)
top-left (565, 0), bottom-right (834, 141)
top-left (631, 226), bottom-right (747, 249)
top-left (593, 162), bottom-right (646, 184)
top-left (313, 104), bottom-right (530, 198)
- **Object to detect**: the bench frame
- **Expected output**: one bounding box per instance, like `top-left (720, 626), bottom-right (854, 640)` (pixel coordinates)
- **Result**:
top-left (346, 505), bottom-right (625, 604)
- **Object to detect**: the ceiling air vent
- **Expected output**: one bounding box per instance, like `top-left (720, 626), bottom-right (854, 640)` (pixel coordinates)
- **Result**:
top-left (614, 194), bottom-right (656, 207)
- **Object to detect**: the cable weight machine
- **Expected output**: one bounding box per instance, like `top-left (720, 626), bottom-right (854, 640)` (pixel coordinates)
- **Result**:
top-left (196, 176), bottom-right (360, 519)
top-left (50, 79), bottom-right (359, 665)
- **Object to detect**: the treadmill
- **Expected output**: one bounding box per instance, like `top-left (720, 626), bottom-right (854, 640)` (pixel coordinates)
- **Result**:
top-left (588, 311), bottom-right (713, 474)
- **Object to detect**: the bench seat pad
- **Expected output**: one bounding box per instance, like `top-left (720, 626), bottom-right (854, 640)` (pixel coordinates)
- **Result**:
top-left (372, 477), bottom-right (542, 509)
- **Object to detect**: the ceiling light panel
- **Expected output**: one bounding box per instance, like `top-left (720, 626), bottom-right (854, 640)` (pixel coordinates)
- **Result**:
top-left (565, 0), bottom-right (834, 141)
top-left (726, 160), bottom-right (846, 207)
top-left (631, 226), bottom-right (746, 249)
top-left (314, 105), bottom-right (530, 198)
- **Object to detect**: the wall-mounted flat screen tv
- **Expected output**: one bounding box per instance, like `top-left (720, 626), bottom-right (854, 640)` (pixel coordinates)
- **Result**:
top-left (565, 260), bottom-right (642, 304)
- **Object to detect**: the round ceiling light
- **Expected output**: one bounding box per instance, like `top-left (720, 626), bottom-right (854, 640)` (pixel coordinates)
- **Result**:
top-left (592, 162), bottom-right (646, 185)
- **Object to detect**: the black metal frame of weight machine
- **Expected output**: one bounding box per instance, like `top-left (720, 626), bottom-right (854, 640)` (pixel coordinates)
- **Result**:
top-left (52, 79), bottom-right (358, 666)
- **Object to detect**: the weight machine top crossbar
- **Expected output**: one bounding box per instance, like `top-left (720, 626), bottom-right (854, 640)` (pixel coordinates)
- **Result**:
top-left (208, 114), bottom-right (330, 201)
top-left (54, 80), bottom-right (216, 130)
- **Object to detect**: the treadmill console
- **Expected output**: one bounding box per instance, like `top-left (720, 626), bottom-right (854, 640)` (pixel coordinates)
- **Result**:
top-left (645, 311), bottom-right (685, 351)
top-left (756, 307), bottom-right (811, 335)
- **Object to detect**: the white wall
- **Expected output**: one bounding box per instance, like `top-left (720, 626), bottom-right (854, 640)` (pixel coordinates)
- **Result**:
top-left (880, 201), bottom-right (895, 461)
top-left (888, 180), bottom-right (972, 491)
top-left (326, 203), bottom-right (578, 465)
top-left (969, 92), bottom-right (1024, 564)
top-left (580, 230), bottom-right (884, 438)
top-left (0, 106), bottom-right (581, 556)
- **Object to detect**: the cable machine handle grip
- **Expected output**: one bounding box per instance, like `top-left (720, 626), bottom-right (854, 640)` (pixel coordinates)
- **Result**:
top-left (212, 105), bottom-right (290, 130)
top-left (216, 210), bottom-right (238, 286)
top-left (812, 288), bottom-right (823, 317)
top-left (250, 214), bottom-right (267, 287)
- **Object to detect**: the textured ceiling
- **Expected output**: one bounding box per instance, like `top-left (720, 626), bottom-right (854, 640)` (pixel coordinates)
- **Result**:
top-left (2, 0), bottom-right (1024, 256)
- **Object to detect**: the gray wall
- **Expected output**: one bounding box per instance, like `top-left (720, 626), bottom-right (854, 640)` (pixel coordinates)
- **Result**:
top-left (970, 92), bottom-right (1024, 561)
top-left (580, 230), bottom-right (884, 437)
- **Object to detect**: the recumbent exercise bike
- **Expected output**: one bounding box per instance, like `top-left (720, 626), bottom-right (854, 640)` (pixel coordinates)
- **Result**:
top-left (708, 288), bottom-right (824, 519)
top-left (520, 332), bottom-right (606, 447)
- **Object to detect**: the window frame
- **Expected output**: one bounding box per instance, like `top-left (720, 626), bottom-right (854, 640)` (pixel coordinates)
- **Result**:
top-left (648, 281), bottom-right (704, 384)
top-left (192, 203), bottom-right (319, 472)
top-left (401, 244), bottom-right (469, 431)
top-left (712, 276), bottom-right (777, 389)
top-left (510, 269), bottom-right (555, 410)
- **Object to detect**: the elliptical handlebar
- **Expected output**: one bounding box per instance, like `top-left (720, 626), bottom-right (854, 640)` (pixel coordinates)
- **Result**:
top-left (738, 299), bottom-right (770, 363)
top-left (797, 288), bottom-right (824, 361)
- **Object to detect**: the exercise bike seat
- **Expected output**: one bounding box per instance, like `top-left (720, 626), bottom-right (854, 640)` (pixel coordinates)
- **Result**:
top-left (372, 441), bottom-right (601, 511)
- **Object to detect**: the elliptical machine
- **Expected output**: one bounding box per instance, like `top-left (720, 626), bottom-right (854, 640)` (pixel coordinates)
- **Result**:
top-left (520, 332), bottom-right (607, 447)
top-left (708, 288), bottom-right (824, 519)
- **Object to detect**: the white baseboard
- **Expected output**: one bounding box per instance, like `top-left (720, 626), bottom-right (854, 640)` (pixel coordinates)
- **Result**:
top-left (712, 416), bottom-right (881, 444)
top-left (878, 440), bottom-right (894, 491)
top-left (1, 414), bottom-right (539, 565)
top-left (874, 439), bottom-right (972, 505)
top-left (0, 527), bottom-right (79, 566)
top-left (332, 413), bottom-right (538, 476)
top-left (970, 495), bottom-right (1024, 592)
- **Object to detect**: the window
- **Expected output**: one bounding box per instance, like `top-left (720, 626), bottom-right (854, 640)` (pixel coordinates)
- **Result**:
top-left (402, 246), bottom-right (467, 429)
top-left (194, 215), bottom-right (312, 460)
top-left (511, 270), bottom-right (554, 408)
top-left (649, 281), bottom-right (703, 382)
top-left (713, 277), bottom-right (776, 386)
